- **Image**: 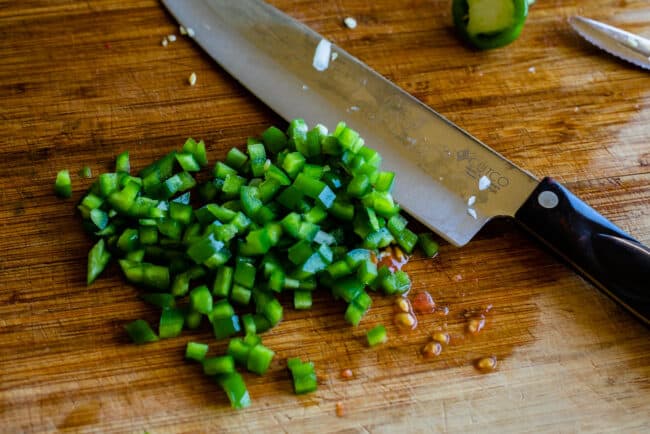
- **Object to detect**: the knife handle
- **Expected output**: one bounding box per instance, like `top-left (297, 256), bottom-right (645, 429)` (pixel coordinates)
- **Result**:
top-left (514, 177), bottom-right (650, 325)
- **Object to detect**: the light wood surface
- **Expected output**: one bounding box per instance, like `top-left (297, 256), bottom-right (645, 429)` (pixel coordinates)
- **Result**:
top-left (1, 1), bottom-right (649, 432)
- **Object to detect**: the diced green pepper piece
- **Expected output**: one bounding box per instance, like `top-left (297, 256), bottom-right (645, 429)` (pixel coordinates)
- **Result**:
top-left (227, 337), bottom-right (252, 365)
top-left (288, 239), bottom-right (313, 265)
top-left (234, 260), bottom-right (256, 288)
top-left (357, 259), bottom-right (378, 285)
top-left (212, 314), bottom-right (241, 340)
top-left (117, 228), bottom-right (140, 252)
top-left (126, 249), bottom-right (145, 262)
top-left (115, 151), bottom-right (130, 173)
top-left (261, 298), bottom-right (283, 326)
top-left (344, 302), bottom-right (366, 326)
top-left (217, 372), bottom-right (251, 409)
top-left (252, 314), bottom-right (272, 334)
top-left (394, 228), bottom-right (418, 254)
top-left (264, 164), bottom-right (291, 186)
top-left (214, 161), bottom-right (238, 179)
top-left (294, 291), bottom-right (312, 310)
top-left (367, 325), bottom-right (387, 346)
top-left (375, 171), bottom-right (395, 192)
top-left (183, 138), bottom-right (208, 167)
top-left (87, 238), bottom-right (112, 285)
top-left (242, 314), bottom-right (257, 336)
top-left (185, 341), bottom-right (209, 361)
top-left (387, 214), bottom-right (408, 236)
top-left (90, 208), bottom-right (108, 230)
top-left (247, 141), bottom-right (267, 177)
top-left (247, 343), bottom-right (275, 375)
top-left (159, 308), bottom-right (185, 338)
top-left (225, 147), bottom-right (249, 170)
top-left (292, 173), bottom-right (336, 209)
top-left (240, 185), bottom-right (263, 217)
top-left (262, 125), bottom-right (288, 153)
top-left (98, 173), bottom-right (119, 197)
top-left (327, 260), bottom-right (353, 279)
top-left (292, 371), bottom-right (318, 394)
top-left (54, 170), bottom-right (72, 198)
top-left (79, 165), bottom-right (92, 178)
top-left (282, 152), bottom-right (306, 179)
top-left (288, 118), bottom-right (308, 150)
top-left (347, 173), bottom-right (370, 197)
top-left (329, 199), bottom-right (354, 220)
top-left (213, 266), bottom-right (234, 298)
top-left (169, 201), bottom-right (193, 225)
top-left (174, 151), bottom-right (200, 172)
top-left (345, 249), bottom-right (371, 269)
top-left (332, 276), bottom-right (364, 302)
top-left (204, 355), bottom-right (236, 375)
top-left (190, 285), bottom-right (213, 314)
top-left (187, 233), bottom-right (228, 265)
top-left (230, 284), bottom-right (252, 305)
top-left (108, 180), bottom-right (140, 213)
top-left (125, 319), bottom-right (159, 344)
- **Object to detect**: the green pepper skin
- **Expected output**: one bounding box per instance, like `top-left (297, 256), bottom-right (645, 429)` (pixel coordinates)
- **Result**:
top-left (452, 0), bottom-right (529, 50)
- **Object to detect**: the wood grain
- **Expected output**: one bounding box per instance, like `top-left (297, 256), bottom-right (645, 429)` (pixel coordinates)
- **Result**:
top-left (0, 0), bottom-right (648, 432)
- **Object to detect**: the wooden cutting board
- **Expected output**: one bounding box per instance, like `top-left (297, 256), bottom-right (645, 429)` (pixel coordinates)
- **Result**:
top-left (1, 0), bottom-right (648, 432)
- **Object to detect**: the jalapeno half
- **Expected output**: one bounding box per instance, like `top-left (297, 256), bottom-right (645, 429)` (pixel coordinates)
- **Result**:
top-left (452, 0), bottom-right (529, 50)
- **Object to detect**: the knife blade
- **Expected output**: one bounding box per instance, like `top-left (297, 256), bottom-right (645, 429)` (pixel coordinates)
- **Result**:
top-left (162, 0), bottom-right (650, 324)
top-left (569, 16), bottom-right (650, 71)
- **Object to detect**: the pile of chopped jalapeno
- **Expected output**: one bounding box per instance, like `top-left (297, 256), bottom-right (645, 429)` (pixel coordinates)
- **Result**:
top-left (76, 119), bottom-right (438, 409)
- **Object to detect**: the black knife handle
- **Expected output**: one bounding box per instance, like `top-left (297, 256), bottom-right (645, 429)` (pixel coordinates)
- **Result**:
top-left (514, 177), bottom-right (650, 325)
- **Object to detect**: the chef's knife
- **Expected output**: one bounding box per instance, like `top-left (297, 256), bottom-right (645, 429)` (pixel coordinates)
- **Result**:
top-left (162, 0), bottom-right (650, 324)
top-left (569, 16), bottom-right (650, 71)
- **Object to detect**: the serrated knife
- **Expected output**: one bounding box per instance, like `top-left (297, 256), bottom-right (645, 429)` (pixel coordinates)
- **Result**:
top-left (162, 0), bottom-right (650, 324)
top-left (569, 16), bottom-right (650, 71)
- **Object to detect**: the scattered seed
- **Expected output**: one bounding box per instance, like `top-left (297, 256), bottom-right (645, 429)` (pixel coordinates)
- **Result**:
top-left (336, 401), bottom-right (345, 417)
top-left (432, 332), bottom-right (450, 345)
top-left (331, 51), bottom-right (339, 61)
top-left (340, 368), bottom-right (353, 379)
top-left (187, 27), bottom-right (196, 37)
top-left (467, 195), bottom-right (476, 206)
top-left (422, 341), bottom-right (442, 358)
top-left (161, 37), bottom-right (169, 47)
top-left (476, 356), bottom-right (497, 371)
top-left (395, 297), bottom-right (410, 313)
top-left (467, 208), bottom-right (477, 219)
top-left (344, 17), bottom-right (357, 29)
top-left (188, 72), bottom-right (197, 86)
top-left (394, 312), bottom-right (416, 329)
top-left (393, 246), bottom-right (405, 262)
top-left (168, 34), bottom-right (177, 42)
top-left (467, 316), bottom-right (486, 334)
top-left (179, 25), bottom-right (187, 35)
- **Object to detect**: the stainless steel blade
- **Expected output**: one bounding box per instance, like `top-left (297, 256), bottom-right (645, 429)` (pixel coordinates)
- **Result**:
top-left (569, 16), bottom-right (650, 70)
top-left (162, 0), bottom-right (539, 246)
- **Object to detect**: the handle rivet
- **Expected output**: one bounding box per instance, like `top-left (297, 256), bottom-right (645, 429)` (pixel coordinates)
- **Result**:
top-left (538, 190), bottom-right (559, 209)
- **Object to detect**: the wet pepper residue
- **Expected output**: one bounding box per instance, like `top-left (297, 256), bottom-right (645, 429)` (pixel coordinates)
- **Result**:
top-left (375, 246), bottom-right (409, 272)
